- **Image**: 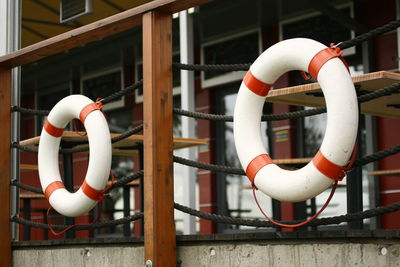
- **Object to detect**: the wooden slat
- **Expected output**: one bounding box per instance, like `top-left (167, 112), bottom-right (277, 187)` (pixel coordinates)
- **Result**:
top-left (0, 68), bottom-right (12, 267)
top-left (20, 164), bottom-right (38, 172)
top-left (266, 71), bottom-right (400, 118)
top-left (0, 0), bottom-right (211, 68)
top-left (273, 157), bottom-right (312, 165)
top-left (368, 169), bottom-right (400, 176)
top-left (143, 11), bottom-right (176, 266)
top-left (19, 132), bottom-right (207, 156)
top-left (20, 193), bottom-right (45, 199)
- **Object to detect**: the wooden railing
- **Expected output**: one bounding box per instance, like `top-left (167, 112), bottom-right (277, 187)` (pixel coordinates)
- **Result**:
top-left (0, 0), bottom-right (211, 266)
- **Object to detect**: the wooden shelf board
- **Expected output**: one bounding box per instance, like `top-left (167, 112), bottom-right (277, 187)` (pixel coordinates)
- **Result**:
top-left (266, 71), bottom-right (400, 119)
top-left (273, 157), bottom-right (312, 165)
top-left (20, 132), bottom-right (208, 156)
top-left (368, 169), bottom-right (400, 176)
top-left (20, 193), bottom-right (45, 199)
top-left (20, 164), bottom-right (38, 172)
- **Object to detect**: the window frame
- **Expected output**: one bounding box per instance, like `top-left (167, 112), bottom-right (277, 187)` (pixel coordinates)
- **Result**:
top-left (200, 28), bottom-right (262, 89)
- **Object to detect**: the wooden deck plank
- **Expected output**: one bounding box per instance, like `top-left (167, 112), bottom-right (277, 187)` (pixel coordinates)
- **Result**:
top-left (266, 71), bottom-right (400, 118)
top-left (20, 164), bottom-right (38, 172)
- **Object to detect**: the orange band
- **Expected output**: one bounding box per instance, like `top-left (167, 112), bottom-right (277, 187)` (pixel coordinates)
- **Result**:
top-left (312, 148), bottom-right (356, 181)
top-left (44, 120), bottom-right (64, 137)
top-left (243, 71), bottom-right (272, 97)
top-left (44, 181), bottom-right (65, 199)
top-left (82, 180), bottom-right (104, 201)
top-left (79, 102), bottom-right (103, 124)
top-left (246, 154), bottom-right (273, 186)
top-left (308, 45), bottom-right (347, 79)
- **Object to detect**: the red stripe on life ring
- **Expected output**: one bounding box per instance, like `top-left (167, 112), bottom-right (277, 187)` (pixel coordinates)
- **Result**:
top-left (308, 45), bottom-right (348, 79)
top-left (44, 120), bottom-right (64, 137)
top-left (44, 181), bottom-right (65, 199)
top-left (243, 71), bottom-right (272, 97)
top-left (82, 180), bottom-right (104, 201)
top-left (246, 154), bottom-right (273, 187)
top-left (79, 102), bottom-right (103, 124)
top-left (312, 148), bottom-right (356, 181)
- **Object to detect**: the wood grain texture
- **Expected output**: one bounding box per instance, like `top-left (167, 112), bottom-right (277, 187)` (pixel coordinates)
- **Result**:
top-left (368, 169), bottom-right (400, 176)
top-left (143, 11), bottom-right (176, 266)
top-left (0, 0), bottom-right (211, 68)
top-left (266, 71), bottom-right (400, 118)
top-left (0, 68), bottom-right (12, 267)
top-left (20, 132), bottom-right (207, 156)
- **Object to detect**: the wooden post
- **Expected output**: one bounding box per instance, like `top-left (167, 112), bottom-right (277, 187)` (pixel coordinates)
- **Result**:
top-left (0, 68), bottom-right (12, 266)
top-left (143, 11), bottom-right (175, 266)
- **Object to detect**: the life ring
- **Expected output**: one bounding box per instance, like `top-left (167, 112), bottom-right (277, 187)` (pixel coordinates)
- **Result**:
top-left (234, 38), bottom-right (358, 202)
top-left (38, 95), bottom-right (112, 217)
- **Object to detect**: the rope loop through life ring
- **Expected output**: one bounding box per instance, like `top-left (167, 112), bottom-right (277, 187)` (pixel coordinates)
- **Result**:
top-left (234, 38), bottom-right (359, 203)
top-left (38, 95), bottom-right (112, 217)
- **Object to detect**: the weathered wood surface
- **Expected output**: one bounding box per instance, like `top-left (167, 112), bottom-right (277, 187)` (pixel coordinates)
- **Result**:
top-left (143, 11), bottom-right (176, 266)
top-left (266, 71), bottom-right (400, 118)
top-left (0, 68), bottom-right (12, 267)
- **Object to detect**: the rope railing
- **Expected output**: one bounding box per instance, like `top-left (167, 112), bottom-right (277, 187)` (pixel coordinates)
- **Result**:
top-left (173, 81), bottom-right (400, 122)
top-left (174, 200), bottom-right (400, 228)
top-left (174, 143), bottom-right (400, 176)
top-left (338, 19), bottom-right (400, 50)
top-left (12, 197), bottom-right (400, 230)
top-left (12, 213), bottom-right (143, 231)
top-left (172, 18), bottom-right (400, 72)
top-left (10, 17), bottom-right (400, 233)
top-left (12, 169), bottom-right (144, 194)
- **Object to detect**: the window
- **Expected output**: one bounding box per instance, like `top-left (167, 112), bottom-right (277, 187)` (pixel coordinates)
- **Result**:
top-left (216, 86), bottom-right (273, 232)
top-left (201, 30), bottom-right (261, 88)
top-left (280, 3), bottom-right (355, 56)
top-left (81, 67), bottom-right (124, 110)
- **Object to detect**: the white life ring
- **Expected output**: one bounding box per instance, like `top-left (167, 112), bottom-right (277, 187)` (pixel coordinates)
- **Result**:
top-left (234, 38), bottom-right (358, 202)
top-left (38, 95), bottom-right (112, 217)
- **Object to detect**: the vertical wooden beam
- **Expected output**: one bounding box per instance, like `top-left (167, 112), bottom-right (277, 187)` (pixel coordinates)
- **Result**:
top-left (0, 68), bottom-right (12, 266)
top-left (143, 11), bottom-right (176, 266)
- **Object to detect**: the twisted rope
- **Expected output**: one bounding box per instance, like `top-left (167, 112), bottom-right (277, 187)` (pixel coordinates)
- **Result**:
top-left (100, 80), bottom-right (143, 104)
top-left (339, 19), bottom-right (400, 50)
top-left (11, 169), bottom-right (144, 194)
top-left (173, 107), bottom-right (326, 122)
top-left (174, 143), bottom-right (400, 176)
top-left (354, 144), bottom-right (400, 167)
top-left (110, 170), bottom-right (144, 189)
top-left (173, 62), bottom-right (250, 71)
top-left (173, 155), bottom-right (244, 175)
top-left (173, 19), bottom-right (400, 72)
top-left (174, 82), bottom-right (400, 122)
top-left (11, 80), bottom-right (143, 116)
top-left (174, 200), bottom-right (400, 228)
top-left (12, 213), bottom-right (143, 230)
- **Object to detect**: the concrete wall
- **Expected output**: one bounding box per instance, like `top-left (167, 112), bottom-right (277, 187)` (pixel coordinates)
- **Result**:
top-left (12, 238), bottom-right (400, 267)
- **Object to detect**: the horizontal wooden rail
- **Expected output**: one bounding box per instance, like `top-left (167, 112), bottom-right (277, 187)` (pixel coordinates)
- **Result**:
top-left (368, 169), bottom-right (400, 176)
top-left (0, 0), bottom-right (210, 68)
